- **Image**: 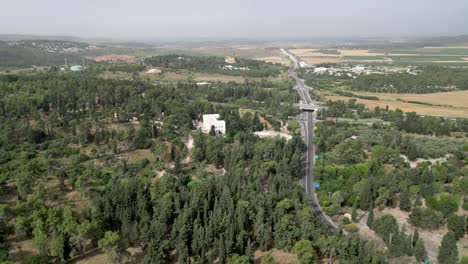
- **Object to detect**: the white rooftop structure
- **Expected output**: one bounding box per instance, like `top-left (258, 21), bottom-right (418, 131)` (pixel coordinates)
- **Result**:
top-left (313, 67), bottom-right (328, 74)
top-left (196, 81), bottom-right (211, 86)
top-left (70, 65), bottom-right (83, 72)
top-left (202, 114), bottom-right (226, 134)
top-left (299, 61), bottom-right (310, 68)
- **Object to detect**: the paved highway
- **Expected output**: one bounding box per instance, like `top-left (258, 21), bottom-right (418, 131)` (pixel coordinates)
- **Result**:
top-left (281, 49), bottom-right (337, 230)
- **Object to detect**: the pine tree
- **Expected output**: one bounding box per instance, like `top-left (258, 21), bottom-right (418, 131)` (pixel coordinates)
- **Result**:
top-left (413, 239), bottom-right (427, 262)
top-left (438, 231), bottom-right (459, 264)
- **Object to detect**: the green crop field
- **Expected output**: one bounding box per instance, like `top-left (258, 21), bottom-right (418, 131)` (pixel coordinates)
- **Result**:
top-left (344, 56), bottom-right (386, 60)
top-left (390, 55), bottom-right (465, 62)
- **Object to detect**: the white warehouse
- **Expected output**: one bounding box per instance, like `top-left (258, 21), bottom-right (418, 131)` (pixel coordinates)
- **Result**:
top-left (201, 114), bottom-right (226, 134)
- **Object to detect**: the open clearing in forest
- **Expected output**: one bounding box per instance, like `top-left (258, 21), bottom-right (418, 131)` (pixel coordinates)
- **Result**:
top-left (323, 90), bottom-right (468, 118)
top-left (92, 54), bottom-right (135, 62)
top-left (255, 248), bottom-right (299, 264)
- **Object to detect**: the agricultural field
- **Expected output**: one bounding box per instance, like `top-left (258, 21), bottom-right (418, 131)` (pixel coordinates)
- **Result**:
top-left (323, 90), bottom-right (468, 118)
top-left (289, 47), bottom-right (468, 66)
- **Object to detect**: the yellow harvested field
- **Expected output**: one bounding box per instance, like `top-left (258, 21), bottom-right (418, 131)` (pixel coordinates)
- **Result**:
top-left (325, 91), bottom-right (468, 118)
top-left (288, 48), bottom-right (424, 64)
top-left (193, 74), bottom-right (246, 82)
top-left (255, 56), bottom-right (290, 65)
top-left (301, 57), bottom-right (346, 64)
top-left (338, 49), bottom-right (385, 56)
top-left (93, 54), bottom-right (135, 62)
top-left (354, 90), bottom-right (468, 108)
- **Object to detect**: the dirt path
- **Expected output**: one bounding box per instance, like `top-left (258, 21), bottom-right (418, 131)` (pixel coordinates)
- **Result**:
top-left (399, 154), bottom-right (450, 168)
top-left (357, 212), bottom-right (387, 250)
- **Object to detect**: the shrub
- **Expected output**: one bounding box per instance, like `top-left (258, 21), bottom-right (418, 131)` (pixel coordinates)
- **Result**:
top-left (409, 207), bottom-right (444, 229)
top-left (345, 223), bottom-right (359, 233)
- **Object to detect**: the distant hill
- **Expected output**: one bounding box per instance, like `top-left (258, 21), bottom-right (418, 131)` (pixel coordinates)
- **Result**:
top-left (417, 34), bottom-right (468, 46)
top-left (0, 39), bottom-right (89, 68)
top-left (101, 41), bottom-right (156, 48)
top-left (0, 34), bottom-right (80, 42)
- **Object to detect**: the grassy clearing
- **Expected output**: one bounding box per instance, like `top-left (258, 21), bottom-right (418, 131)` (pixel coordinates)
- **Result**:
top-left (8, 239), bottom-right (39, 263)
top-left (254, 248), bottom-right (299, 264)
top-left (140, 69), bottom-right (289, 82)
top-left (126, 149), bottom-right (155, 163)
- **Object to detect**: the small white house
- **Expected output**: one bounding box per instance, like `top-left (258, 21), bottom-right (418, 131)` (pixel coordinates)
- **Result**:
top-left (201, 114), bottom-right (226, 134)
top-left (70, 65), bottom-right (83, 72)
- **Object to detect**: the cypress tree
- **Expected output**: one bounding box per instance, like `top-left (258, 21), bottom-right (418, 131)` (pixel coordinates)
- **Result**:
top-left (351, 208), bottom-right (357, 222)
top-left (367, 208), bottom-right (374, 228)
top-left (412, 229), bottom-right (419, 247)
top-left (399, 189), bottom-right (412, 212)
top-left (413, 238), bottom-right (427, 262)
top-left (438, 231), bottom-right (459, 264)
top-left (253, 112), bottom-right (264, 131)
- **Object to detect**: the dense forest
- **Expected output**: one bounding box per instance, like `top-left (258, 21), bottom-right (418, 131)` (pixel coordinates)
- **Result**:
top-left (1, 49), bottom-right (467, 263)
top-left (144, 54), bottom-right (284, 78)
top-left (0, 69), bottom-right (387, 263)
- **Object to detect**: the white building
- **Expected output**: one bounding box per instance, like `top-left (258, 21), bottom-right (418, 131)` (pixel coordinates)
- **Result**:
top-left (196, 81), bottom-right (211, 86)
top-left (351, 65), bottom-right (366, 74)
top-left (313, 67), bottom-right (328, 74)
top-left (202, 114), bottom-right (226, 134)
top-left (70, 65), bottom-right (83, 72)
top-left (299, 61), bottom-right (310, 68)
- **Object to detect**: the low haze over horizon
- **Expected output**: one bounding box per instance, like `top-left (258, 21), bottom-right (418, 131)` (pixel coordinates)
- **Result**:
top-left (1, 0), bottom-right (468, 40)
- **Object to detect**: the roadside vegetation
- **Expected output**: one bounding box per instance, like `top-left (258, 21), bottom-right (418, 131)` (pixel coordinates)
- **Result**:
top-left (312, 98), bottom-right (467, 262)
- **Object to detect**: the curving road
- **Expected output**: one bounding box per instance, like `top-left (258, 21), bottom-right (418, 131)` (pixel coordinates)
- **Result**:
top-left (281, 49), bottom-right (337, 230)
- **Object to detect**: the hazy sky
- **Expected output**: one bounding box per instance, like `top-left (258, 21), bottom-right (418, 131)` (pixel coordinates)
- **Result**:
top-left (1, 0), bottom-right (467, 40)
